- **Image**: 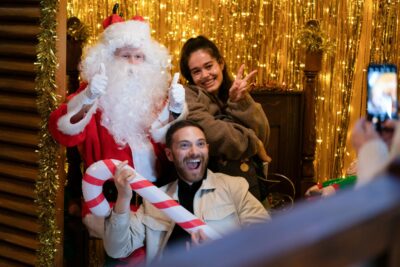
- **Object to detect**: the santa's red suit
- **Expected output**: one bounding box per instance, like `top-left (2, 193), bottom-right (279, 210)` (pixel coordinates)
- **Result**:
top-left (49, 80), bottom-right (186, 215)
top-left (49, 12), bottom-right (186, 211)
top-left (49, 84), bottom-right (172, 184)
top-left (49, 83), bottom-right (186, 263)
top-left (49, 12), bottom-right (187, 265)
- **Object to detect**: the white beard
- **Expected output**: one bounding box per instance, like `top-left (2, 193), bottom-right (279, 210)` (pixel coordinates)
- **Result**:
top-left (98, 59), bottom-right (169, 148)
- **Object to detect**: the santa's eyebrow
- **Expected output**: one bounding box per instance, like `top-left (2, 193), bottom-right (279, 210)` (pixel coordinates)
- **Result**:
top-left (177, 140), bottom-right (191, 144)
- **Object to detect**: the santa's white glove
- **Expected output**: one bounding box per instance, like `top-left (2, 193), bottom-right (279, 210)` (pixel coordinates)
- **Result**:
top-left (82, 63), bottom-right (108, 105)
top-left (169, 73), bottom-right (185, 115)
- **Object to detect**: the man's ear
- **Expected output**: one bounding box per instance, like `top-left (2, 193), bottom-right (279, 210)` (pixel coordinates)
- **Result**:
top-left (165, 148), bottom-right (174, 162)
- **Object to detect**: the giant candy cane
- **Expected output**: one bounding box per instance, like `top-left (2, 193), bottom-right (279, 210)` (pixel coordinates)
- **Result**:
top-left (82, 159), bottom-right (221, 240)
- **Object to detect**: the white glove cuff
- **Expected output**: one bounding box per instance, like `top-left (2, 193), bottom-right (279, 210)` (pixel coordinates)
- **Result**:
top-left (66, 88), bottom-right (94, 111)
top-left (169, 102), bottom-right (184, 114)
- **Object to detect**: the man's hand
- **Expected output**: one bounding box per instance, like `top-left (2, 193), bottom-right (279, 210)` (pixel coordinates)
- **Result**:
top-left (229, 64), bottom-right (257, 102)
top-left (305, 185), bottom-right (336, 198)
top-left (113, 161), bottom-right (135, 214)
top-left (189, 229), bottom-right (209, 248)
top-left (169, 73), bottom-right (185, 115)
top-left (305, 184), bottom-right (322, 197)
top-left (83, 63), bottom-right (108, 104)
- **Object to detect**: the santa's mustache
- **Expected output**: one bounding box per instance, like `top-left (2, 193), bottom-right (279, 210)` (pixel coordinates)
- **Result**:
top-left (98, 59), bottom-right (169, 147)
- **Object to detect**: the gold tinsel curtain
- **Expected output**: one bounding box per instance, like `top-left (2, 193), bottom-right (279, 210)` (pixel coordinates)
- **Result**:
top-left (66, 0), bottom-right (400, 181)
top-left (67, 0), bottom-right (307, 88)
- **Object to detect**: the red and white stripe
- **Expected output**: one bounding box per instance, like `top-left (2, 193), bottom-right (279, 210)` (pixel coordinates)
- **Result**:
top-left (82, 159), bottom-right (220, 239)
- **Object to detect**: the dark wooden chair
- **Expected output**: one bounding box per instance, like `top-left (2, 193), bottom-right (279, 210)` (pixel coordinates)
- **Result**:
top-left (251, 52), bottom-right (323, 210)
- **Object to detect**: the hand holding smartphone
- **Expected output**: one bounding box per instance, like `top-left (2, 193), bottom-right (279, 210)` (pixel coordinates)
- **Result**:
top-left (366, 63), bottom-right (398, 132)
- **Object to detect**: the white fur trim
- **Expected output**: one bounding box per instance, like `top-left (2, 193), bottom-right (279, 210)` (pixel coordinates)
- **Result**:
top-left (130, 139), bottom-right (157, 182)
top-left (80, 21), bottom-right (171, 82)
top-left (102, 20), bottom-right (150, 50)
top-left (57, 97), bottom-right (98, 136)
top-left (150, 102), bottom-right (188, 144)
top-left (66, 88), bottom-right (92, 110)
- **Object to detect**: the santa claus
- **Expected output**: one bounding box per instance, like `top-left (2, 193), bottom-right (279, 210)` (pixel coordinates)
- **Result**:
top-left (49, 13), bottom-right (186, 242)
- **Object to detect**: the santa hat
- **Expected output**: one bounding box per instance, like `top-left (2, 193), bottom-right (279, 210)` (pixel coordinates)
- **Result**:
top-left (100, 13), bottom-right (151, 53)
top-left (80, 6), bottom-right (171, 81)
top-left (101, 3), bottom-right (125, 29)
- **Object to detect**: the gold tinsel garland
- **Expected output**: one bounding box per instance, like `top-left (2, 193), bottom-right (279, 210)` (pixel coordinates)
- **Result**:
top-left (66, 0), bottom-right (400, 183)
top-left (67, 0), bottom-right (357, 183)
top-left (34, 0), bottom-right (61, 265)
top-left (67, 0), bottom-right (306, 89)
top-left (332, 1), bottom-right (364, 177)
top-left (29, 2), bottom-right (400, 264)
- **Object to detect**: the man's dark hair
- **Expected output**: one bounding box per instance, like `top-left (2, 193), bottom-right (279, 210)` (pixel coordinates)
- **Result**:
top-left (179, 35), bottom-right (233, 103)
top-left (165, 120), bottom-right (205, 148)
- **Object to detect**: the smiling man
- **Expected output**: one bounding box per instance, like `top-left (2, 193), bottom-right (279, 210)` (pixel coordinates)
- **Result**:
top-left (103, 120), bottom-right (270, 264)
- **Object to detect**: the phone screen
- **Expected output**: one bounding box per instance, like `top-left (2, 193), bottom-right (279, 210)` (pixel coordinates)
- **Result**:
top-left (367, 64), bottom-right (398, 127)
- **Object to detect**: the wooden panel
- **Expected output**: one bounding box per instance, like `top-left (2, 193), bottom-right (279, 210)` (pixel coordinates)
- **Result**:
top-left (0, 127), bottom-right (38, 146)
top-left (0, 110), bottom-right (40, 129)
top-left (54, 2), bottom-right (67, 266)
top-left (0, 77), bottom-right (35, 94)
top-left (252, 90), bottom-right (303, 197)
top-left (0, 258), bottom-right (29, 267)
top-left (0, 24), bottom-right (39, 41)
top-left (1, 0), bottom-right (40, 4)
top-left (0, 143), bottom-right (38, 164)
top-left (0, 1), bottom-right (46, 265)
top-left (0, 211), bottom-right (39, 233)
top-left (0, 176), bottom-right (35, 198)
top-left (0, 193), bottom-right (37, 216)
top-left (0, 93), bottom-right (37, 111)
top-left (0, 225), bottom-right (38, 250)
top-left (0, 7), bottom-right (40, 21)
top-left (0, 42), bottom-right (36, 58)
top-left (0, 161), bottom-right (37, 182)
top-left (0, 59), bottom-right (35, 76)
top-left (0, 241), bottom-right (35, 265)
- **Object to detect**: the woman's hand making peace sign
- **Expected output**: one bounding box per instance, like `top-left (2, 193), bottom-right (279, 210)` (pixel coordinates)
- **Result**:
top-left (229, 64), bottom-right (257, 102)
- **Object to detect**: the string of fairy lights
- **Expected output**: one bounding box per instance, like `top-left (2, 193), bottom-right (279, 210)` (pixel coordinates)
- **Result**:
top-left (67, 0), bottom-right (308, 88)
top-left (35, 0), bottom-right (400, 263)
top-left (65, 0), bottom-right (400, 181)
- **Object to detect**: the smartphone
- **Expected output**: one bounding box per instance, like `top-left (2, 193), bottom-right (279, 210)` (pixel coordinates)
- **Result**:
top-left (366, 63), bottom-right (398, 131)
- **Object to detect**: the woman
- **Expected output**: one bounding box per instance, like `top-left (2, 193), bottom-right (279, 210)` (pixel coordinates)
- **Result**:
top-left (305, 118), bottom-right (398, 198)
top-left (179, 35), bottom-right (271, 200)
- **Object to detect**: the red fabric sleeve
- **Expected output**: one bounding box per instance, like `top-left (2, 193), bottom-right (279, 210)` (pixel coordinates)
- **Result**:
top-left (48, 83), bottom-right (90, 147)
top-left (48, 103), bottom-right (89, 147)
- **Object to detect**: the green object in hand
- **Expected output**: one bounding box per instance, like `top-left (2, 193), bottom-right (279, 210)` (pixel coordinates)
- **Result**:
top-left (322, 175), bottom-right (357, 189)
